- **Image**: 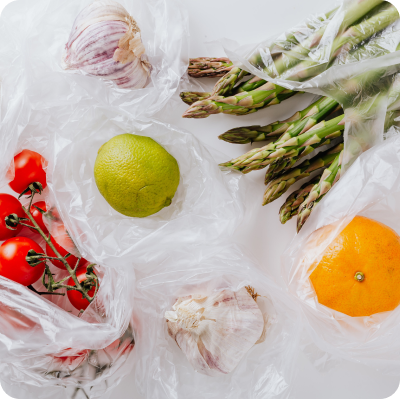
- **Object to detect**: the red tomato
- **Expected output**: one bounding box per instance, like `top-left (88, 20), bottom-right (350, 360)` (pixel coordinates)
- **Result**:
top-left (8, 149), bottom-right (47, 194)
top-left (45, 236), bottom-right (87, 270)
top-left (26, 201), bottom-right (48, 235)
top-left (0, 303), bottom-right (39, 340)
top-left (0, 194), bottom-right (25, 240)
top-left (0, 237), bottom-right (45, 286)
top-left (67, 267), bottom-right (97, 311)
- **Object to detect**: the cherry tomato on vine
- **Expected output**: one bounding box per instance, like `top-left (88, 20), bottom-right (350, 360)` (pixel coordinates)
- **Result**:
top-left (0, 237), bottom-right (45, 286)
top-left (45, 236), bottom-right (87, 270)
top-left (26, 201), bottom-right (48, 235)
top-left (8, 149), bottom-right (47, 194)
top-left (67, 267), bottom-right (97, 311)
top-left (0, 194), bottom-right (25, 240)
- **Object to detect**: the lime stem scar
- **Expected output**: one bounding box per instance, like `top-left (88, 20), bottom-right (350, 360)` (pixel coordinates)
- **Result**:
top-left (354, 272), bottom-right (365, 282)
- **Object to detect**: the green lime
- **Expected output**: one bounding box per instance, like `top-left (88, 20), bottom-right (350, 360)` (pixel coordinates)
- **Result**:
top-left (94, 133), bottom-right (180, 218)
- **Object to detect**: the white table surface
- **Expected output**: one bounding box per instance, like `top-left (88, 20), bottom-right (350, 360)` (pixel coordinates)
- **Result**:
top-left (0, 0), bottom-right (400, 398)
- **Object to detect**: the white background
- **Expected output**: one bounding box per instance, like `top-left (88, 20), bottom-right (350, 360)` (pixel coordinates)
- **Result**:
top-left (1, 0), bottom-right (400, 398)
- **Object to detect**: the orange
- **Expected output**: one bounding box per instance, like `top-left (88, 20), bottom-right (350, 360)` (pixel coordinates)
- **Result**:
top-left (310, 216), bottom-right (400, 317)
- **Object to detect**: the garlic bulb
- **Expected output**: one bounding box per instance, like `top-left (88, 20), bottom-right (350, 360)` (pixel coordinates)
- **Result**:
top-left (63, 0), bottom-right (151, 89)
top-left (165, 287), bottom-right (264, 376)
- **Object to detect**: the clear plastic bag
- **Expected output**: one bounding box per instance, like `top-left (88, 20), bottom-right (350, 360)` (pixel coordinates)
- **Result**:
top-left (46, 108), bottom-right (244, 268)
top-left (282, 134), bottom-right (400, 375)
top-left (222, 0), bottom-right (400, 168)
top-left (133, 244), bottom-right (301, 399)
top-left (0, 0), bottom-right (189, 122)
top-left (0, 246), bottom-right (136, 397)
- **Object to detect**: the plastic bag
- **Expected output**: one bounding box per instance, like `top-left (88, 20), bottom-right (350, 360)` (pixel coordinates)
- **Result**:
top-left (282, 134), bottom-right (400, 375)
top-left (46, 109), bottom-right (244, 268)
top-left (0, 236), bottom-right (136, 398)
top-left (1, 89), bottom-right (244, 268)
top-left (0, 0), bottom-right (188, 122)
top-left (133, 244), bottom-right (301, 399)
top-left (222, 0), bottom-right (400, 168)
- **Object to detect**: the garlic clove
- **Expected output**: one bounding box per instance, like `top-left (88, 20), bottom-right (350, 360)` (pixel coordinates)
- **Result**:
top-left (165, 287), bottom-right (265, 377)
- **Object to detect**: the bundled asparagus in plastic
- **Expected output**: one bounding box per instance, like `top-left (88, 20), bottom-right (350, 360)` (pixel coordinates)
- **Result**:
top-left (293, 73), bottom-right (400, 230)
top-left (219, 98), bottom-right (341, 173)
top-left (262, 142), bottom-right (344, 205)
top-left (183, 1), bottom-right (398, 119)
top-left (188, 57), bottom-right (234, 78)
top-left (279, 174), bottom-right (324, 224)
top-left (281, 2), bottom-right (399, 82)
top-left (253, 1), bottom-right (395, 76)
top-left (296, 151), bottom-right (343, 231)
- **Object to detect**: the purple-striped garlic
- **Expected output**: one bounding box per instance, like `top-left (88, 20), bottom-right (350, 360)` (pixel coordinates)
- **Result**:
top-left (165, 286), bottom-right (265, 377)
top-left (62, 0), bottom-right (151, 89)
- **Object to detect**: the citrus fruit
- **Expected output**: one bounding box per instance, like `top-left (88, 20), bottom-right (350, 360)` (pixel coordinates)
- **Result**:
top-left (94, 134), bottom-right (180, 218)
top-left (310, 216), bottom-right (400, 317)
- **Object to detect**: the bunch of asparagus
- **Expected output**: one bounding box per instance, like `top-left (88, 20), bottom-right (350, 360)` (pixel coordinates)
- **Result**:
top-left (180, 0), bottom-right (400, 232)
top-left (218, 95), bottom-right (345, 231)
top-left (181, 1), bottom-right (398, 119)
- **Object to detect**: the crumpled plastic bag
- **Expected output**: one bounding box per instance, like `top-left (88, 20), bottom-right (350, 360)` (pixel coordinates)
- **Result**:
top-left (0, 237), bottom-right (136, 398)
top-left (282, 134), bottom-right (400, 375)
top-left (133, 244), bottom-right (301, 399)
top-left (46, 107), bottom-right (244, 269)
top-left (0, 0), bottom-right (189, 122)
top-left (221, 0), bottom-right (400, 168)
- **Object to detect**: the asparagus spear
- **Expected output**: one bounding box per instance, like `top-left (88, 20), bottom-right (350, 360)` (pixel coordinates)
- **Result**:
top-left (180, 92), bottom-right (212, 105)
top-left (262, 142), bottom-right (344, 205)
top-left (210, 67), bottom-right (250, 97)
top-left (296, 151), bottom-right (343, 232)
top-left (188, 57), bottom-right (234, 78)
top-left (182, 82), bottom-right (296, 118)
top-left (180, 72), bottom-right (276, 105)
top-left (219, 97), bottom-right (341, 144)
top-left (279, 174), bottom-right (323, 224)
top-left (219, 98), bottom-right (341, 172)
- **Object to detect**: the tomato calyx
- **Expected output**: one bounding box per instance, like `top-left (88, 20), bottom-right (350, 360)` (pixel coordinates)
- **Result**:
top-left (5, 213), bottom-right (28, 230)
top-left (18, 181), bottom-right (44, 200)
top-left (25, 249), bottom-right (47, 267)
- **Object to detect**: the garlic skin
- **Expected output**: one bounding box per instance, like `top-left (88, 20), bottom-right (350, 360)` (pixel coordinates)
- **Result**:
top-left (165, 287), bottom-right (264, 377)
top-left (62, 0), bottom-right (151, 89)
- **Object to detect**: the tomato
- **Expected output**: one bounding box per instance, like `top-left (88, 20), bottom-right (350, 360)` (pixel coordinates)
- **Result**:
top-left (45, 236), bottom-right (87, 270)
top-left (50, 348), bottom-right (89, 372)
top-left (0, 237), bottom-right (45, 286)
top-left (26, 201), bottom-right (48, 235)
top-left (0, 303), bottom-right (39, 340)
top-left (0, 194), bottom-right (25, 240)
top-left (8, 149), bottom-right (47, 194)
top-left (67, 267), bottom-right (97, 311)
